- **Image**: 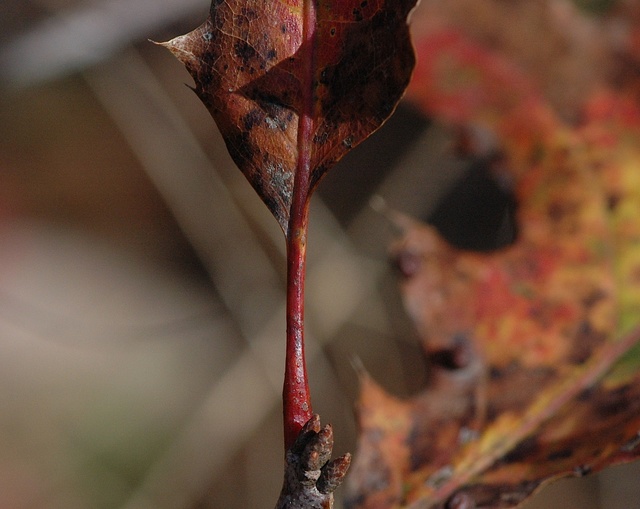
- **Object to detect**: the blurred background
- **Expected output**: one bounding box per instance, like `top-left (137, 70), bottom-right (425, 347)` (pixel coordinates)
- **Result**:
top-left (1, 1), bottom-right (639, 508)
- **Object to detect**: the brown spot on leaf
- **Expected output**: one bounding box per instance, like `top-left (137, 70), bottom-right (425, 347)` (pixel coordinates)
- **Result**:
top-left (501, 437), bottom-right (540, 465)
top-left (567, 321), bottom-right (607, 365)
top-left (546, 448), bottom-right (573, 461)
top-left (583, 288), bottom-right (608, 309)
top-left (596, 384), bottom-right (632, 419)
top-left (233, 40), bottom-right (256, 63)
top-left (240, 6), bottom-right (258, 20)
top-left (242, 109), bottom-right (263, 131)
top-left (607, 193), bottom-right (622, 210)
top-left (313, 129), bottom-right (330, 145)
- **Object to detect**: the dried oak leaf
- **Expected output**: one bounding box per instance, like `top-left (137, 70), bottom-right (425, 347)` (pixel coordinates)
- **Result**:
top-left (346, 26), bottom-right (640, 509)
top-left (161, 0), bottom-right (416, 233)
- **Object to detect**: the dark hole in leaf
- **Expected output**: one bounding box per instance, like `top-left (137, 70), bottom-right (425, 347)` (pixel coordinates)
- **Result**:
top-left (429, 349), bottom-right (463, 370)
top-left (427, 333), bottom-right (475, 371)
top-left (427, 155), bottom-right (518, 252)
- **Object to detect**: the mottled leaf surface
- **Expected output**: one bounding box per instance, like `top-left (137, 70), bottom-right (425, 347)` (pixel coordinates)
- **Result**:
top-left (346, 17), bottom-right (640, 509)
top-left (162, 0), bottom-right (416, 232)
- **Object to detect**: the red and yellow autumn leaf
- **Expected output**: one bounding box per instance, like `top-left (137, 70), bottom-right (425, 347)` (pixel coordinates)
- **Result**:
top-left (347, 8), bottom-right (640, 509)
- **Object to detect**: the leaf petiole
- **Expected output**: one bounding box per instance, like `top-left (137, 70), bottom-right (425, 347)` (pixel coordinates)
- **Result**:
top-left (284, 197), bottom-right (313, 450)
top-left (282, 0), bottom-right (317, 452)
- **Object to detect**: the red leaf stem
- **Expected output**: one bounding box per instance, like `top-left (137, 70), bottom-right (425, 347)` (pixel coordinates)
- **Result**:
top-left (283, 0), bottom-right (317, 451)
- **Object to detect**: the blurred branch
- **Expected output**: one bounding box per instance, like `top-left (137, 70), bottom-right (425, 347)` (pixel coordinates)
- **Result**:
top-left (84, 50), bottom-right (350, 508)
top-left (0, 0), bottom-right (206, 88)
top-left (85, 50), bottom-right (282, 339)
